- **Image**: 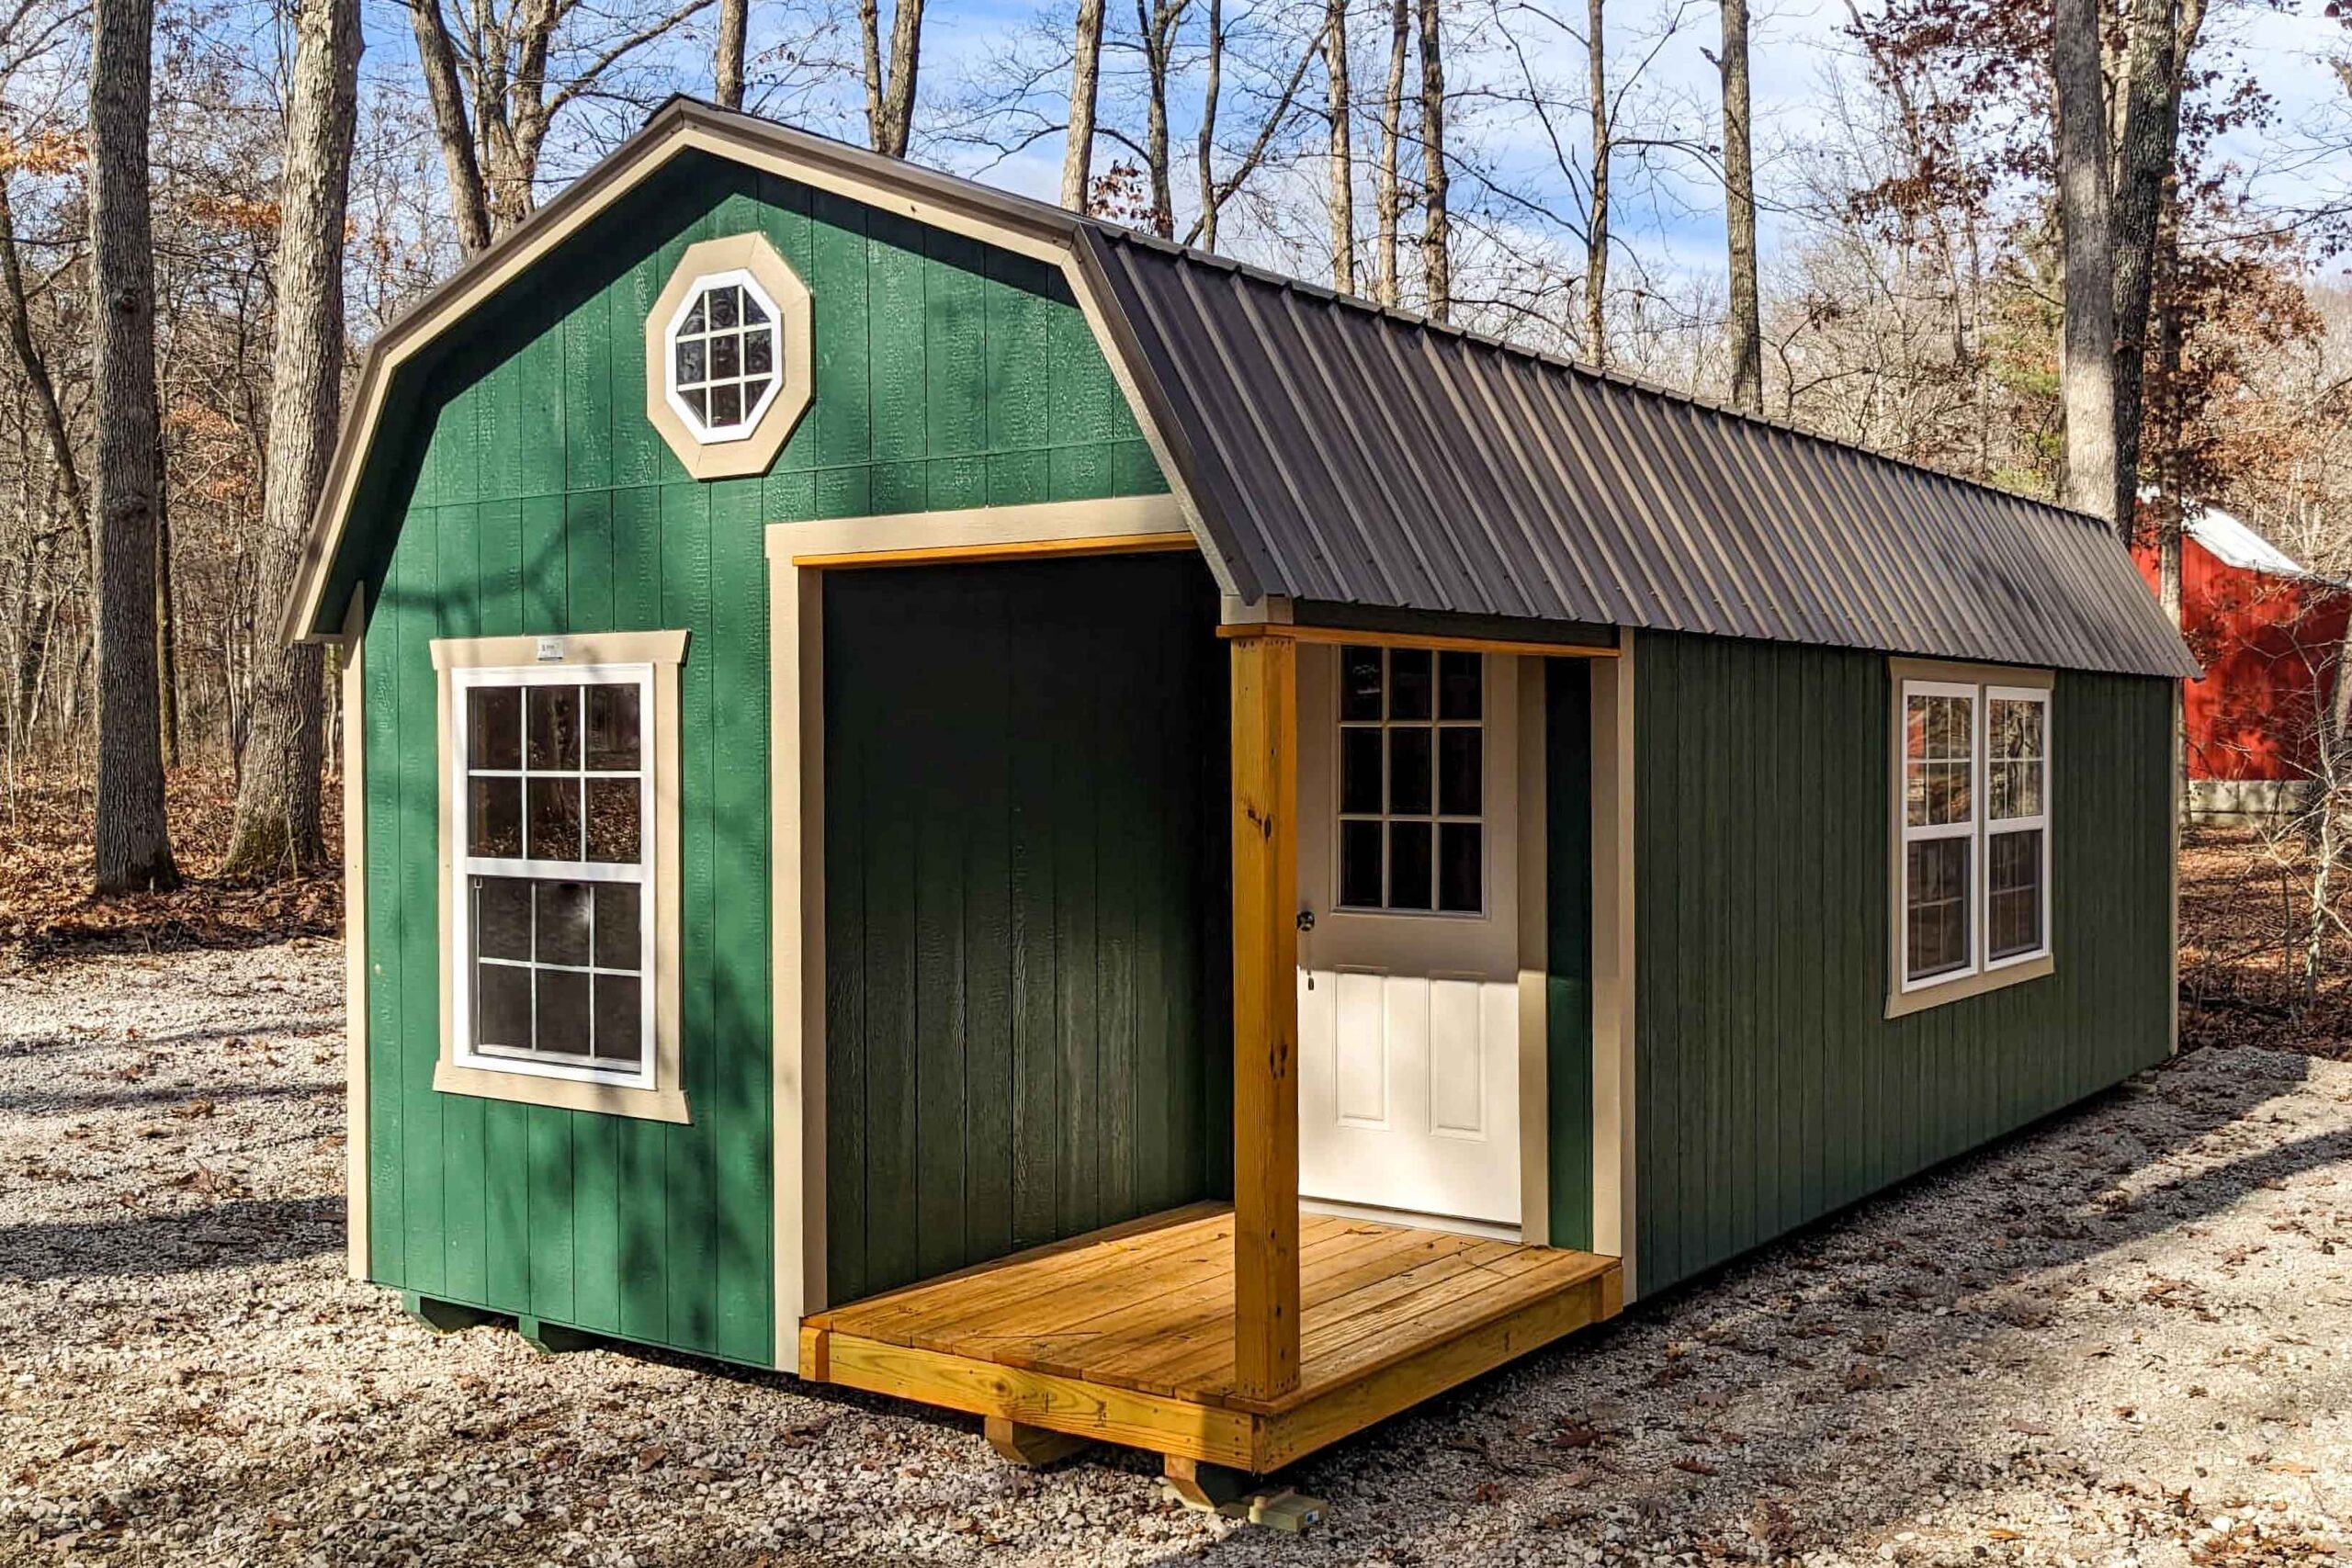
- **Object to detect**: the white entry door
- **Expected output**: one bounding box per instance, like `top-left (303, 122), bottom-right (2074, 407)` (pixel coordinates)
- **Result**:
top-left (1296, 643), bottom-right (1521, 1235)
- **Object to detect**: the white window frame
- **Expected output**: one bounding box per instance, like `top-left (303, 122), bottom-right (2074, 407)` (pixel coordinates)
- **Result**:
top-left (1983, 685), bottom-right (2053, 974)
top-left (1333, 645), bottom-right (1488, 919)
top-left (448, 661), bottom-right (659, 1089)
top-left (662, 266), bottom-right (786, 446)
top-left (1888, 660), bottom-right (2056, 1017)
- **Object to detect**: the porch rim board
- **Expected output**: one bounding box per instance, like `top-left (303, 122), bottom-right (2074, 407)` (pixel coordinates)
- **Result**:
top-left (797, 1203), bottom-right (1623, 1470)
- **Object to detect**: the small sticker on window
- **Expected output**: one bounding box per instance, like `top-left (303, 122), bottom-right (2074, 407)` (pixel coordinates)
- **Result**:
top-left (536, 637), bottom-right (565, 663)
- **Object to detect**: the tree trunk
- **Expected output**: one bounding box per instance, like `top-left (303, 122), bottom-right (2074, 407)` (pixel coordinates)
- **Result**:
top-left (1719, 0), bottom-right (1761, 411)
top-left (1416, 0), bottom-right (1446, 321)
top-left (2052, 0), bottom-right (2117, 521)
top-left (1584, 0), bottom-right (1607, 367)
top-left (88, 0), bottom-right (176, 892)
top-left (222, 0), bottom-right (359, 879)
top-left (2109, 0), bottom-right (2206, 539)
top-left (1327, 0), bottom-right (1355, 293)
top-left (863, 0), bottom-right (924, 155)
top-left (1139, 0), bottom-right (1179, 236)
top-left (155, 478), bottom-right (177, 767)
top-left (1374, 0), bottom-right (1408, 306)
top-left (1061, 0), bottom-right (1107, 209)
top-left (0, 178), bottom-right (85, 526)
top-left (716, 0), bottom-right (748, 107)
top-left (408, 0), bottom-right (492, 254)
top-left (1197, 0), bottom-right (1222, 249)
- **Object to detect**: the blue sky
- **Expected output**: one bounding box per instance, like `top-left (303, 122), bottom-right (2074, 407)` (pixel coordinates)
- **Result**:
top-left (347, 0), bottom-right (2352, 297)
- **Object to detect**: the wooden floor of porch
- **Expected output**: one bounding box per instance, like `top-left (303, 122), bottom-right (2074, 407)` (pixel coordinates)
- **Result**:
top-left (797, 1202), bottom-right (1623, 1473)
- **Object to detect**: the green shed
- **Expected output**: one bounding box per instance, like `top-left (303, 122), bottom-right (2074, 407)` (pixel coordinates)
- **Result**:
top-left (287, 98), bottom-right (2196, 1484)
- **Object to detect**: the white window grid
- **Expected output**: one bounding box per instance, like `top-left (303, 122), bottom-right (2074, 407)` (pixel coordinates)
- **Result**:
top-left (1335, 648), bottom-right (1487, 918)
top-left (1896, 677), bottom-right (2053, 995)
top-left (662, 267), bottom-right (784, 444)
top-left (1899, 680), bottom-right (1978, 988)
top-left (449, 661), bottom-right (657, 1089)
top-left (1984, 685), bottom-right (2052, 972)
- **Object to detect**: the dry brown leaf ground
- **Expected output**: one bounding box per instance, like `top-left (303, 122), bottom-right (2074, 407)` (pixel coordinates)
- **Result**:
top-left (0, 768), bottom-right (341, 963)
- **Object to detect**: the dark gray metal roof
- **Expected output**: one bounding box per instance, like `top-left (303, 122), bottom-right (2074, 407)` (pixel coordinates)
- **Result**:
top-left (1076, 226), bottom-right (2198, 679)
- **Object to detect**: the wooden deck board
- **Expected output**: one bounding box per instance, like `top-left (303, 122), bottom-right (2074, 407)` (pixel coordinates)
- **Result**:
top-left (800, 1204), bottom-right (1623, 1469)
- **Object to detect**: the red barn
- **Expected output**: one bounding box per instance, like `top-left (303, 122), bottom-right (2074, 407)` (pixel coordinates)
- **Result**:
top-left (2134, 504), bottom-right (2349, 821)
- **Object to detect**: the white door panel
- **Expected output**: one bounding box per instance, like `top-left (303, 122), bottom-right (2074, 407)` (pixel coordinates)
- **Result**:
top-left (1295, 645), bottom-right (1522, 1232)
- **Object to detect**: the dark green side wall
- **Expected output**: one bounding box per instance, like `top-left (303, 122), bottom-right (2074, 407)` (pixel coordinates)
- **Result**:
top-left (1546, 660), bottom-right (1595, 1252)
top-left (821, 556), bottom-right (1231, 1304)
top-left (1628, 632), bottom-right (2175, 1295)
top-left (359, 151), bottom-right (1166, 1366)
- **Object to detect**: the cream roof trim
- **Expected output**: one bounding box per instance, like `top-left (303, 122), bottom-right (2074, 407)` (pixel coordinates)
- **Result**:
top-left (283, 98), bottom-right (1221, 644)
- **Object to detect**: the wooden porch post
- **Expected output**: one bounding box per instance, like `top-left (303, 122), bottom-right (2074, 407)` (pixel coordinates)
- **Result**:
top-left (1229, 630), bottom-right (1301, 1402)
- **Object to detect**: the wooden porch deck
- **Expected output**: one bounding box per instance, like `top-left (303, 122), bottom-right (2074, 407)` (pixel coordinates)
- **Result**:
top-left (798, 1202), bottom-right (1623, 1472)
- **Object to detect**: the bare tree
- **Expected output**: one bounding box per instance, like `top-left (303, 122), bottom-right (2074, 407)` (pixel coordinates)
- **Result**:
top-left (1062, 0), bottom-right (1108, 208)
top-left (1136, 0), bottom-right (1187, 234)
top-left (408, 0), bottom-right (716, 250)
top-left (863, 0), bottom-right (926, 154)
top-left (1328, 0), bottom-right (1355, 292)
top-left (1196, 0), bottom-right (1222, 246)
top-left (1718, 0), bottom-right (1759, 410)
top-left (1418, 0), bottom-right (1448, 319)
top-left (222, 0), bottom-right (361, 878)
top-left (2053, 0), bottom-right (2117, 520)
top-left (717, 0), bottom-right (748, 107)
top-left (2111, 0), bottom-right (2209, 536)
top-left (88, 0), bottom-right (176, 890)
top-left (1374, 0), bottom-right (1410, 304)
top-left (1584, 0), bottom-right (1607, 364)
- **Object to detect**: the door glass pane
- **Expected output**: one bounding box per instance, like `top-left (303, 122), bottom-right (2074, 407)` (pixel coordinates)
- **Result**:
top-left (535, 880), bottom-right (593, 965)
top-left (469, 776), bottom-right (522, 857)
top-left (1905, 837), bottom-right (1971, 980)
top-left (1438, 822), bottom-right (1482, 913)
top-left (1340, 646), bottom-right (1383, 722)
top-left (1439, 727), bottom-right (1481, 817)
top-left (1388, 649), bottom-right (1432, 721)
top-left (1340, 819), bottom-right (1383, 908)
top-left (1388, 821), bottom-right (1433, 910)
top-left (528, 684), bottom-right (580, 770)
top-left (1387, 727), bottom-right (1432, 815)
top-left (1340, 728), bottom-right (1383, 816)
top-left (468, 686), bottom-right (521, 770)
top-left (1438, 651), bottom-right (1481, 720)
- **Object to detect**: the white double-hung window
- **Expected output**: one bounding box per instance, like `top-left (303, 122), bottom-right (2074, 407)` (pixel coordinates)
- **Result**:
top-left (453, 664), bottom-right (655, 1082)
top-left (432, 630), bottom-right (690, 1123)
top-left (1892, 662), bottom-right (2052, 1012)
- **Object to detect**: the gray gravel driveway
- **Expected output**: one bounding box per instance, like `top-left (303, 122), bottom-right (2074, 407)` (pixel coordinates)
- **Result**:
top-left (2, 942), bottom-right (2346, 1565)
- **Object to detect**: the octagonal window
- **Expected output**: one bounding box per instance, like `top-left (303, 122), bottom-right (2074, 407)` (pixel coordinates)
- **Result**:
top-left (663, 270), bottom-right (783, 443)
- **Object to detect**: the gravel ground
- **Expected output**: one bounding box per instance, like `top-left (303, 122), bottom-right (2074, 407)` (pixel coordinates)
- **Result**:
top-left (2, 943), bottom-right (2347, 1567)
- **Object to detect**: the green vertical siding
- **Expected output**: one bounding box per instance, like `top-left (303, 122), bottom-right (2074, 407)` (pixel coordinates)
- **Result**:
top-left (359, 152), bottom-right (1167, 1365)
top-left (1545, 660), bottom-right (1595, 1251)
top-left (820, 556), bottom-right (1233, 1304)
top-left (1630, 632), bottom-right (2175, 1294)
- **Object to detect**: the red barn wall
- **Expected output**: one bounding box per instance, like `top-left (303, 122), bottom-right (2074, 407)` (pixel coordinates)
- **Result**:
top-left (2134, 536), bottom-right (2348, 783)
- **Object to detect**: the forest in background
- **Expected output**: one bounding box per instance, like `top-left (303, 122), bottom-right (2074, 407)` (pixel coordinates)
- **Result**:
top-left (0, 0), bottom-right (2347, 965)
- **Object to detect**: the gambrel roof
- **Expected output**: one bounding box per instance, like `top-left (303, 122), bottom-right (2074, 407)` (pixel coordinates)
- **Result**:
top-left (290, 97), bottom-right (2196, 679)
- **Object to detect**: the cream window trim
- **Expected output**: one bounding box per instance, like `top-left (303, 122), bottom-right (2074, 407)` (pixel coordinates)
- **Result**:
top-left (431, 630), bottom-right (692, 1122)
top-left (646, 232), bottom-right (814, 481)
top-left (1885, 659), bottom-right (2055, 1021)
